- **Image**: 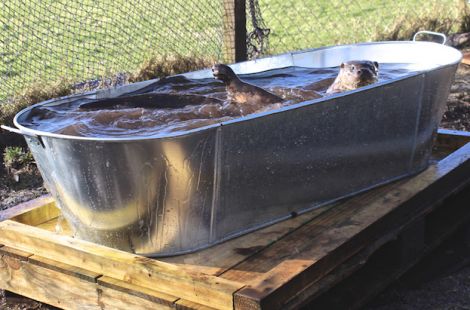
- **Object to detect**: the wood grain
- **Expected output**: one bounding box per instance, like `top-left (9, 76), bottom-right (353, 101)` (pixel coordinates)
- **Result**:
top-left (222, 0), bottom-right (247, 62)
top-left (230, 142), bottom-right (470, 309)
top-left (0, 195), bottom-right (55, 223)
top-left (0, 220), bottom-right (243, 309)
top-left (0, 247), bottom-right (177, 309)
top-left (0, 247), bottom-right (101, 309)
top-left (97, 276), bottom-right (178, 307)
top-left (161, 204), bottom-right (334, 276)
top-left (35, 216), bottom-right (73, 236)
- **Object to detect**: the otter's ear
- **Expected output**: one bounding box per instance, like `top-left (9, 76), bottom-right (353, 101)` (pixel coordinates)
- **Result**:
top-left (373, 61), bottom-right (379, 69)
top-left (340, 63), bottom-right (345, 69)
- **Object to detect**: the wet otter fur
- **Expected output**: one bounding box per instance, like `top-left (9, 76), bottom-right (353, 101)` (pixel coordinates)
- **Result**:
top-left (326, 60), bottom-right (379, 94)
top-left (212, 64), bottom-right (282, 111)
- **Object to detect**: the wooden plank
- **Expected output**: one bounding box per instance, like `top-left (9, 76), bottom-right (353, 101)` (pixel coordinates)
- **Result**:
top-left (29, 255), bottom-right (101, 283)
top-left (97, 276), bottom-right (178, 309)
top-left (35, 216), bottom-right (73, 236)
top-left (223, 0), bottom-right (247, 63)
top-left (229, 142), bottom-right (470, 309)
top-left (12, 201), bottom-right (60, 227)
top-left (0, 246), bottom-right (33, 261)
top-left (281, 233), bottom-right (394, 309)
top-left (283, 219), bottom-right (427, 309)
top-left (0, 220), bottom-right (243, 309)
top-left (436, 128), bottom-right (470, 151)
top-left (0, 194), bottom-right (56, 223)
top-left (97, 276), bottom-right (178, 307)
top-left (0, 247), bottom-right (100, 309)
top-left (224, 181), bottom-right (401, 281)
top-left (96, 285), bottom-right (175, 310)
top-left (310, 183), bottom-right (470, 309)
top-left (0, 248), bottom-right (176, 309)
top-left (161, 204), bottom-right (334, 276)
top-left (175, 299), bottom-right (218, 310)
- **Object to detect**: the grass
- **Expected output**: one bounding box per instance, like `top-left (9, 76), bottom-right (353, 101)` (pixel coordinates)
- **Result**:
top-left (257, 0), bottom-right (466, 54)
top-left (0, 0), bottom-right (468, 118)
top-left (0, 0), bottom-right (223, 100)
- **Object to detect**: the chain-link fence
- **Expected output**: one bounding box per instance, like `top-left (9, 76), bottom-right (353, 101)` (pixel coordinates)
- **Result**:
top-left (0, 0), bottom-right (225, 101)
top-left (247, 0), bottom-right (466, 58)
top-left (0, 0), bottom-right (468, 104)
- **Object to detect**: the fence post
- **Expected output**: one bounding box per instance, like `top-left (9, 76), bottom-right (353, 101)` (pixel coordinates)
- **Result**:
top-left (223, 0), bottom-right (247, 63)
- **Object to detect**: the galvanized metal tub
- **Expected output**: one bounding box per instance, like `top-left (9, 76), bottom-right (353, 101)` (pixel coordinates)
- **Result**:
top-left (9, 41), bottom-right (461, 256)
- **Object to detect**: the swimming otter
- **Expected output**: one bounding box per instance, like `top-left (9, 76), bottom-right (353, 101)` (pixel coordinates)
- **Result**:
top-left (326, 60), bottom-right (379, 94)
top-left (212, 64), bottom-right (282, 110)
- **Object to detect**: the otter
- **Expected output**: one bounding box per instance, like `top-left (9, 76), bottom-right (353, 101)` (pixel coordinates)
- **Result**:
top-left (212, 64), bottom-right (282, 111)
top-left (326, 60), bottom-right (379, 94)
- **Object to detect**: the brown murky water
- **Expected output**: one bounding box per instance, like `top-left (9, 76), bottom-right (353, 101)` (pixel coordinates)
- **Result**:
top-left (21, 64), bottom-right (412, 138)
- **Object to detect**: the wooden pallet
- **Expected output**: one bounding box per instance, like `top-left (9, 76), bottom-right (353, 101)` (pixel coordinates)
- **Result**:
top-left (1, 129), bottom-right (470, 310)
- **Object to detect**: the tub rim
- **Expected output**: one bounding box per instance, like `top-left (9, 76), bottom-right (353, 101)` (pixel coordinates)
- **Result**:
top-left (12, 40), bottom-right (462, 143)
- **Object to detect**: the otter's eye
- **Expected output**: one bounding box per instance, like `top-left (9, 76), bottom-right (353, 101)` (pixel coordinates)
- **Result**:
top-left (350, 65), bottom-right (356, 72)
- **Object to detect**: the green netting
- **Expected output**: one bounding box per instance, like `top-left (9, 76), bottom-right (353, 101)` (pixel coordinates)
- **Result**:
top-left (247, 0), bottom-right (465, 57)
top-left (0, 0), bottom-right (467, 102)
top-left (0, 0), bottom-right (224, 101)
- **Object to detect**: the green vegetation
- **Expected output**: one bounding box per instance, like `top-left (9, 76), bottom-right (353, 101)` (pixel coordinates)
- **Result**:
top-left (258, 0), bottom-right (467, 54)
top-left (0, 0), bottom-right (222, 100)
top-left (0, 79), bottom-right (73, 126)
top-left (3, 146), bottom-right (34, 170)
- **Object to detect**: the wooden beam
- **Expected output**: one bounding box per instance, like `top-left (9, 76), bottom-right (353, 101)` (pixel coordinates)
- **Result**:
top-left (161, 204), bottom-right (334, 276)
top-left (230, 141), bottom-right (470, 309)
top-left (0, 247), bottom-right (100, 309)
top-left (223, 0), bottom-right (247, 63)
top-left (0, 220), bottom-right (243, 309)
top-left (0, 248), bottom-right (176, 309)
top-left (97, 276), bottom-right (178, 308)
top-left (436, 128), bottom-right (470, 151)
top-left (175, 299), bottom-right (218, 310)
top-left (0, 195), bottom-right (55, 223)
top-left (310, 183), bottom-right (470, 309)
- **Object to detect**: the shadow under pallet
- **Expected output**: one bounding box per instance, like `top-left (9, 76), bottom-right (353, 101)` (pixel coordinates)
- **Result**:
top-left (1, 128), bottom-right (470, 310)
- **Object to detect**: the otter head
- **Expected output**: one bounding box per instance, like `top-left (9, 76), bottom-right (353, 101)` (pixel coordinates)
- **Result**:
top-left (212, 64), bottom-right (238, 84)
top-left (339, 60), bottom-right (379, 88)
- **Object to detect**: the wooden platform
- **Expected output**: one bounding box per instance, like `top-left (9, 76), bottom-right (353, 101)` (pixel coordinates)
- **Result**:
top-left (1, 129), bottom-right (470, 310)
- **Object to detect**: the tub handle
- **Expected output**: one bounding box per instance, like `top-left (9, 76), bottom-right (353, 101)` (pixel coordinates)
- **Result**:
top-left (1, 125), bottom-right (23, 135)
top-left (1, 125), bottom-right (45, 148)
top-left (413, 31), bottom-right (447, 45)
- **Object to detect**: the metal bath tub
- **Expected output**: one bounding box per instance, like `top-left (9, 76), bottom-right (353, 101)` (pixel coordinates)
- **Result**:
top-left (10, 41), bottom-right (461, 256)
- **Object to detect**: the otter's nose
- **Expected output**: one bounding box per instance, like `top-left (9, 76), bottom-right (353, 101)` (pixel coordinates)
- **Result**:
top-left (360, 69), bottom-right (374, 79)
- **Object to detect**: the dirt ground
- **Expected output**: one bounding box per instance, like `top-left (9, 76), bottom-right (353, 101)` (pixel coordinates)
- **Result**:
top-left (1, 58), bottom-right (470, 309)
top-left (366, 226), bottom-right (470, 309)
top-left (441, 61), bottom-right (470, 130)
top-left (0, 169), bottom-right (47, 212)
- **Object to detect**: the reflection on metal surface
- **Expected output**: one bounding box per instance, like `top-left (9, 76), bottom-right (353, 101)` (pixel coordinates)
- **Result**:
top-left (13, 41), bottom-right (462, 256)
